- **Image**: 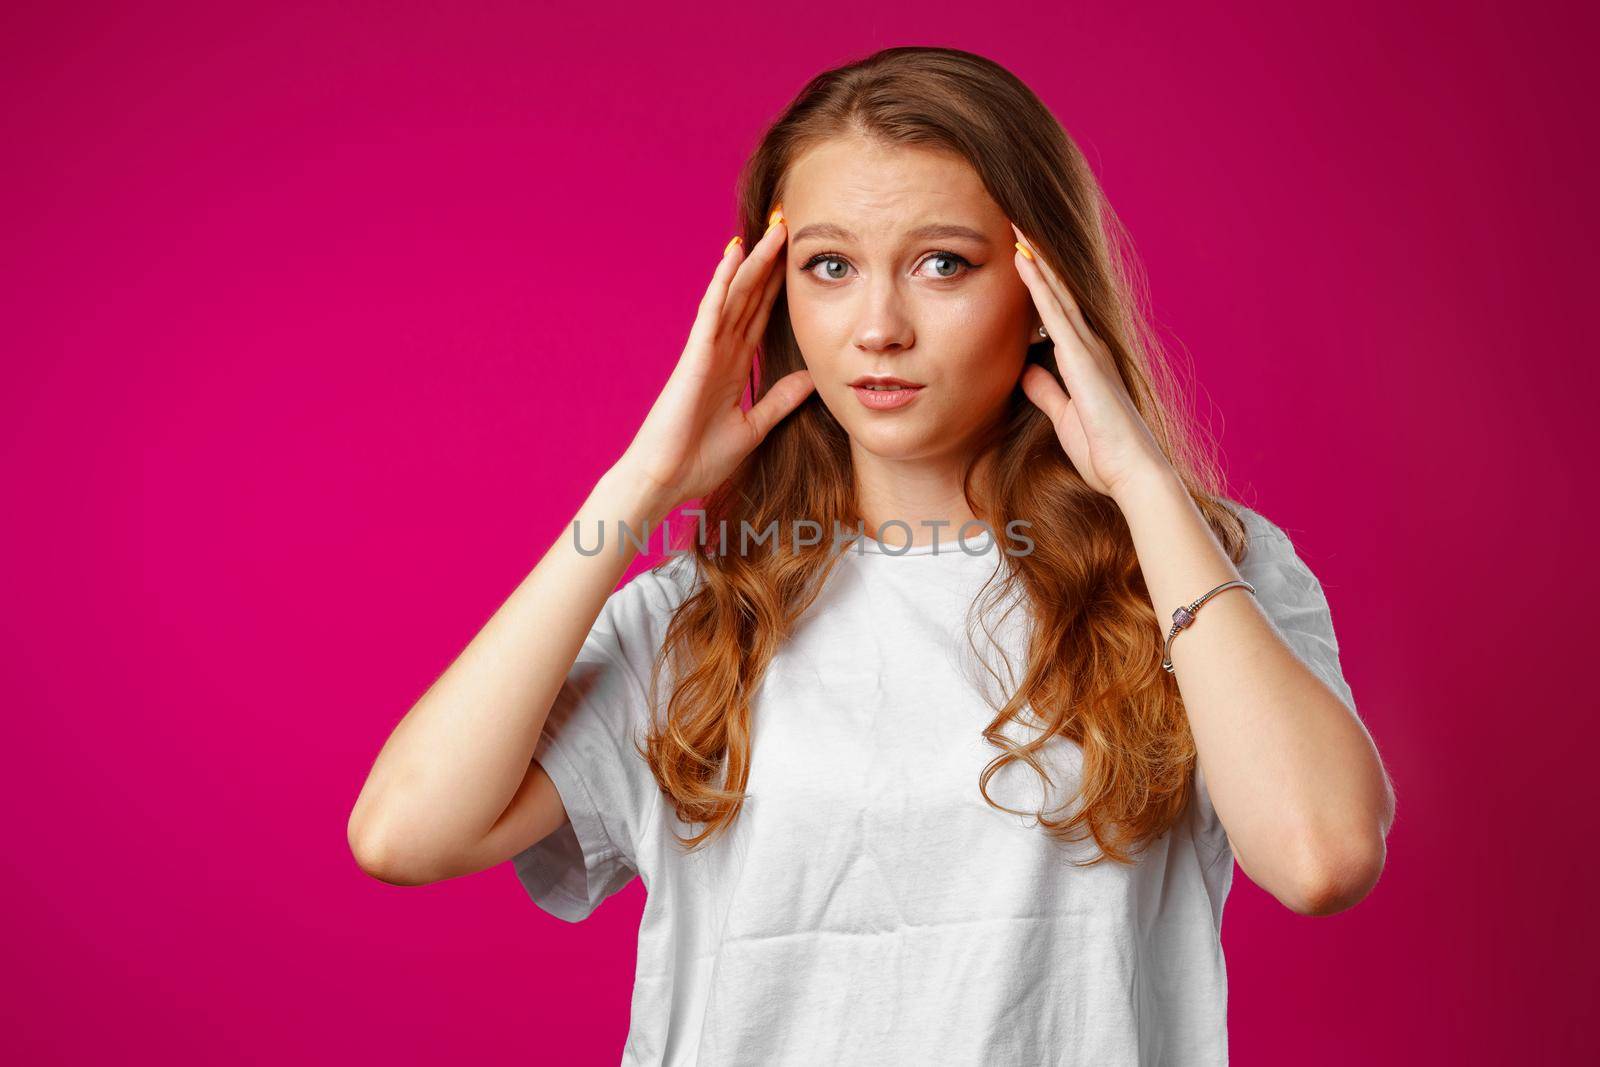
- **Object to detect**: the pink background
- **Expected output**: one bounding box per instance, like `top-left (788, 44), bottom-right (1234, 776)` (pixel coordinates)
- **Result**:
top-left (5, 1), bottom-right (1593, 1063)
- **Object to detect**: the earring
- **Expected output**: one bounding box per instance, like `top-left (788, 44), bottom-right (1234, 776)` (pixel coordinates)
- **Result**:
top-left (1037, 326), bottom-right (1049, 340)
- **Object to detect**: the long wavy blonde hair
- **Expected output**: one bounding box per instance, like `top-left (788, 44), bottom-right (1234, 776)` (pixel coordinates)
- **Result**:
top-left (635, 46), bottom-right (1249, 866)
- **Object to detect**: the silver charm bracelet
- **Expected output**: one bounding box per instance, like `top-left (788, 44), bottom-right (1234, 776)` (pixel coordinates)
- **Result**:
top-left (1161, 579), bottom-right (1256, 673)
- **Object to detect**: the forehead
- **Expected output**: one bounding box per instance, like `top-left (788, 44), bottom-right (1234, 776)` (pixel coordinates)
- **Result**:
top-left (782, 136), bottom-right (998, 241)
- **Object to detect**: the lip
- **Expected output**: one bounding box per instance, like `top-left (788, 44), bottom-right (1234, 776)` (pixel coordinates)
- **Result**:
top-left (850, 377), bottom-right (926, 411)
top-left (849, 375), bottom-right (923, 388)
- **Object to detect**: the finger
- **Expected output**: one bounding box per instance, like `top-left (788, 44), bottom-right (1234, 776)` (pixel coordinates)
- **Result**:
top-left (743, 242), bottom-right (788, 346)
top-left (723, 209), bottom-right (784, 337)
top-left (723, 213), bottom-right (788, 339)
top-left (689, 235), bottom-right (747, 350)
top-left (1012, 242), bottom-right (1080, 375)
top-left (744, 368), bottom-right (815, 442)
top-left (1019, 363), bottom-right (1071, 422)
top-left (1010, 221), bottom-right (1098, 354)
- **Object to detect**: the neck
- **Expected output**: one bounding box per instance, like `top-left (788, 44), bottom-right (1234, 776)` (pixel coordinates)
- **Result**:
top-left (851, 442), bottom-right (996, 547)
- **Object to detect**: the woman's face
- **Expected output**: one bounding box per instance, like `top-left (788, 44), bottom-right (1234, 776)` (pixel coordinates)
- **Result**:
top-left (780, 135), bottom-right (1038, 464)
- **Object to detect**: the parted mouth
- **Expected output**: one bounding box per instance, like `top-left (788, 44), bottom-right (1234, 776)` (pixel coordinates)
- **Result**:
top-left (848, 375), bottom-right (924, 389)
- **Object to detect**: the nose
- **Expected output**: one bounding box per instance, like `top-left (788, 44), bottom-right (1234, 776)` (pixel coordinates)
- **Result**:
top-left (850, 278), bottom-right (914, 354)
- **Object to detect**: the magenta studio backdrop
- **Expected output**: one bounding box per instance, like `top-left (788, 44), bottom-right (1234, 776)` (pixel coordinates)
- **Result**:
top-left (4, 1), bottom-right (1593, 1063)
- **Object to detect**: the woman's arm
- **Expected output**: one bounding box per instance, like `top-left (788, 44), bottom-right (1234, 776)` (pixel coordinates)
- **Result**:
top-left (1009, 226), bottom-right (1392, 916)
top-left (346, 212), bottom-right (810, 887)
top-left (346, 466), bottom-right (674, 886)
top-left (1120, 473), bottom-right (1395, 917)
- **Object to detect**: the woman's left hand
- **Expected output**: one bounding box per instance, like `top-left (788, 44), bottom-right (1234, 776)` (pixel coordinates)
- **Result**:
top-left (1010, 220), bottom-right (1176, 503)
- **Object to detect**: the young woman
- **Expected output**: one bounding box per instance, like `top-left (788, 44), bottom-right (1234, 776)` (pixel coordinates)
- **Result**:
top-left (349, 46), bottom-right (1395, 1065)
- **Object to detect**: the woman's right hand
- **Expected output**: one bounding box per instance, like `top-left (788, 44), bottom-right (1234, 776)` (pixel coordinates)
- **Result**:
top-left (611, 211), bottom-right (815, 516)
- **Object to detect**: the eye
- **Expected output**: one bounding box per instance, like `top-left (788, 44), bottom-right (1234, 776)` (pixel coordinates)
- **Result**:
top-left (799, 254), bottom-right (853, 281)
top-left (917, 252), bottom-right (975, 279)
top-left (797, 250), bottom-right (979, 284)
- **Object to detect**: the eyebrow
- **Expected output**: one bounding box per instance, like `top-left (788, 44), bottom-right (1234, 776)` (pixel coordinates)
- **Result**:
top-left (788, 222), bottom-right (994, 246)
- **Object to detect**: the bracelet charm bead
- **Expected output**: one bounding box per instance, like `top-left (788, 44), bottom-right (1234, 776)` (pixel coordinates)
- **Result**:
top-left (1161, 579), bottom-right (1255, 673)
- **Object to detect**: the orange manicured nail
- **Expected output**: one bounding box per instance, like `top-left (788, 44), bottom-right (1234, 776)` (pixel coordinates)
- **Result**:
top-left (767, 206), bottom-right (785, 230)
top-left (1014, 241), bottom-right (1034, 261)
top-left (725, 235), bottom-right (743, 255)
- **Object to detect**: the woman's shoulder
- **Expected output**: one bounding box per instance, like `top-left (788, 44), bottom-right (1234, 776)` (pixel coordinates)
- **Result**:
top-left (642, 551), bottom-right (704, 600)
top-left (602, 552), bottom-right (703, 633)
top-left (1218, 496), bottom-right (1296, 549)
top-left (1215, 497), bottom-right (1337, 609)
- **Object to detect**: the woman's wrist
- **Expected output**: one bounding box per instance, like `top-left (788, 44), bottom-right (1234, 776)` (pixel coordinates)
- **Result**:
top-left (595, 462), bottom-right (682, 531)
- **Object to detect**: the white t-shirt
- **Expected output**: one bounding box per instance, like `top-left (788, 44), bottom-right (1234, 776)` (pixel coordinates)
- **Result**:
top-left (512, 501), bottom-right (1357, 1065)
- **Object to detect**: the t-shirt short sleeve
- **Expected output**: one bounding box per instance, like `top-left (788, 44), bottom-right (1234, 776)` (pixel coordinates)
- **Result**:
top-left (511, 555), bottom-right (693, 922)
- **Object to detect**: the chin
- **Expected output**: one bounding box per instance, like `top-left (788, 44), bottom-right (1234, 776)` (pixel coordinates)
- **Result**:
top-left (845, 419), bottom-right (950, 460)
